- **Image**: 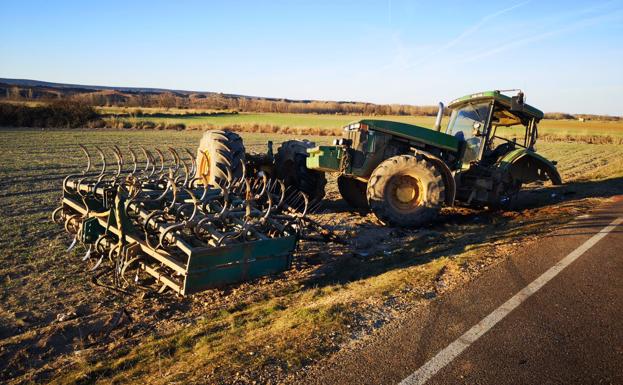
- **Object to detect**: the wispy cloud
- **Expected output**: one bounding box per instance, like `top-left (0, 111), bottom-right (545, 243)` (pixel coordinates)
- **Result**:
top-left (459, 7), bottom-right (623, 63)
top-left (406, 0), bottom-right (532, 68)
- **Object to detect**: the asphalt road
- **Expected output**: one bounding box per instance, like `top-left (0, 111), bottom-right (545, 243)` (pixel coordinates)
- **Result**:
top-left (302, 197), bottom-right (623, 385)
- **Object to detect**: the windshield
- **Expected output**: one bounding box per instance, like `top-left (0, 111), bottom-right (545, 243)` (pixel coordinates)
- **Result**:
top-left (447, 102), bottom-right (491, 165)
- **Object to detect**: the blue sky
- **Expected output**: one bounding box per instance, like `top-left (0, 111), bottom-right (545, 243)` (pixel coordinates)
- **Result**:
top-left (1, 0), bottom-right (622, 115)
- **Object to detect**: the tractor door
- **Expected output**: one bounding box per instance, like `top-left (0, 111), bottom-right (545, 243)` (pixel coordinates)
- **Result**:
top-left (446, 101), bottom-right (493, 168)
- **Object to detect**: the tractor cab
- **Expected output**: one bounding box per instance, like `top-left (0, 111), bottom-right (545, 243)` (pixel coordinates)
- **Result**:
top-left (446, 90), bottom-right (544, 169)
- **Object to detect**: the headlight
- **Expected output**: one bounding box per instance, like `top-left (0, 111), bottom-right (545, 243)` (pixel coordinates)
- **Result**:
top-left (334, 138), bottom-right (352, 147)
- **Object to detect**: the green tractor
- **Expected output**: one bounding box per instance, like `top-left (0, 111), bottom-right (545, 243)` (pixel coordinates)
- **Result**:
top-left (306, 90), bottom-right (562, 227)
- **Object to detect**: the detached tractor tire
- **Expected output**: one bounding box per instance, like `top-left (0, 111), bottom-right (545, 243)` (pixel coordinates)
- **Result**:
top-left (367, 155), bottom-right (445, 227)
top-left (195, 130), bottom-right (245, 187)
top-left (274, 140), bottom-right (326, 203)
top-left (338, 175), bottom-right (369, 209)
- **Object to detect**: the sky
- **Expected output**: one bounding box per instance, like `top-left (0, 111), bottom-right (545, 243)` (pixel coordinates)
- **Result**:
top-left (1, 0), bottom-right (622, 115)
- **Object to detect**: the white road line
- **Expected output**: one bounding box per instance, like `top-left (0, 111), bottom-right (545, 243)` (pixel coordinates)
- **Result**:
top-left (399, 216), bottom-right (623, 385)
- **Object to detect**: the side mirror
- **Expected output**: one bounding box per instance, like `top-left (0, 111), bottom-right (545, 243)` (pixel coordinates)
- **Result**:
top-left (511, 91), bottom-right (524, 111)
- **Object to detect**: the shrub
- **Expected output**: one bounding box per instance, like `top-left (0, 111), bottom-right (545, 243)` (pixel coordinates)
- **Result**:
top-left (0, 100), bottom-right (97, 128)
top-left (165, 123), bottom-right (186, 131)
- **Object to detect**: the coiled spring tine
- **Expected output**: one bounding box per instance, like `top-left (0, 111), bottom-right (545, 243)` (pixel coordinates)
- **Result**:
top-left (78, 144), bottom-right (91, 175)
top-left (168, 147), bottom-right (181, 175)
top-left (128, 146), bottom-right (138, 175)
top-left (170, 147), bottom-right (189, 186)
top-left (185, 148), bottom-right (196, 177)
top-left (273, 180), bottom-right (287, 208)
top-left (82, 245), bottom-right (92, 261)
top-left (167, 170), bottom-right (178, 211)
top-left (140, 146), bottom-right (151, 175)
top-left (147, 149), bottom-right (158, 178)
top-left (112, 145), bottom-right (123, 178)
top-left (261, 189), bottom-right (273, 221)
top-left (158, 222), bottom-right (185, 250)
top-left (155, 148), bottom-right (165, 175)
top-left (183, 188), bottom-right (199, 222)
top-left (254, 171), bottom-right (269, 199)
top-left (299, 193), bottom-right (310, 217)
top-left (94, 146), bottom-right (107, 177)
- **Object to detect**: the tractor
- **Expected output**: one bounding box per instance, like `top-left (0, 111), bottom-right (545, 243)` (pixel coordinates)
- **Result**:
top-left (305, 90), bottom-right (562, 226)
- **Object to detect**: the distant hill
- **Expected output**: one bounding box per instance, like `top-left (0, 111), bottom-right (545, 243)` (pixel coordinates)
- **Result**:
top-left (0, 78), bottom-right (212, 96)
top-left (1, 78), bottom-right (619, 120)
top-left (0, 78), bottom-right (441, 116)
top-left (0, 78), bottom-right (350, 103)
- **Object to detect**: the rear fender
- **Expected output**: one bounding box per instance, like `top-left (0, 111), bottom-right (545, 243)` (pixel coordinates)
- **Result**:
top-left (497, 149), bottom-right (562, 185)
top-left (414, 150), bottom-right (456, 206)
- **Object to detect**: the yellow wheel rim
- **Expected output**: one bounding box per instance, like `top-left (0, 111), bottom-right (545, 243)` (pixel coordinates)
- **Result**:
top-left (388, 175), bottom-right (422, 211)
top-left (198, 150), bottom-right (211, 184)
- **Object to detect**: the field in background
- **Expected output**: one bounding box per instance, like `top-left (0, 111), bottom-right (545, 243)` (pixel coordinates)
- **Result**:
top-left (1, 128), bottom-right (622, 384)
top-left (115, 112), bottom-right (623, 139)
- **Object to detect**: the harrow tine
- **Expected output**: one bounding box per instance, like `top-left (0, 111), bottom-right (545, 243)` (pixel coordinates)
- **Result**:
top-left (78, 144), bottom-right (91, 175)
top-left (128, 146), bottom-right (138, 175)
top-left (272, 180), bottom-right (287, 208)
top-left (168, 147), bottom-right (181, 174)
top-left (90, 254), bottom-right (105, 271)
top-left (184, 188), bottom-right (200, 222)
top-left (66, 237), bottom-right (77, 252)
top-left (234, 161), bottom-right (246, 189)
top-left (243, 177), bottom-right (253, 218)
top-left (112, 145), bottom-right (123, 178)
top-left (82, 245), bottom-right (92, 261)
top-left (254, 171), bottom-right (269, 199)
top-left (261, 188), bottom-right (273, 221)
top-left (170, 148), bottom-right (189, 186)
top-left (94, 146), bottom-right (107, 177)
top-left (185, 148), bottom-right (196, 176)
top-left (140, 146), bottom-right (151, 175)
top-left (146, 148), bottom-right (157, 177)
top-left (154, 148), bottom-right (165, 175)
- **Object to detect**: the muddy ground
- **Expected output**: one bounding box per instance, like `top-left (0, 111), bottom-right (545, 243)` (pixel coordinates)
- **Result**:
top-left (1, 130), bottom-right (622, 384)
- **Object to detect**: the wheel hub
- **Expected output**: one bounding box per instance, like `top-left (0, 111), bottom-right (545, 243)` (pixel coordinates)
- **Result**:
top-left (389, 175), bottom-right (421, 209)
top-left (396, 185), bottom-right (416, 203)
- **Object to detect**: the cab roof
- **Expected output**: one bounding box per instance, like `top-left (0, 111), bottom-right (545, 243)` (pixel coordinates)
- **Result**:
top-left (448, 90), bottom-right (544, 123)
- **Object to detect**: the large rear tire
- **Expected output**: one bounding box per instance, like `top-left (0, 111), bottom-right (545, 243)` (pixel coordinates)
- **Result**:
top-left (367, 155), bottom-right (445, 227)
top-left (195, 130), bottom-right (245, 187)
top-left (338, 175), bottom-right (369, 209)
top-left (274, 140), bottom-right (326, 203)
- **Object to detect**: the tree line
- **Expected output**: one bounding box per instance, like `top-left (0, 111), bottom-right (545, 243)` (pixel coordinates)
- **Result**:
top-left (2, 84), bottom-right (620, 120)
top-left (1, 84), bottom-right (441, 116)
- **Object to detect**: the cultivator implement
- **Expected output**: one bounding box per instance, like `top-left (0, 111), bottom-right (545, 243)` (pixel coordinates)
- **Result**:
top-left (53, 145), bottom-right (311, 295)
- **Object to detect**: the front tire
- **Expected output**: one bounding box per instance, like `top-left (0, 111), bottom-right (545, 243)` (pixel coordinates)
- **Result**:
top-left (196, 130), bottom-right (245, 187)
top-left (366, 155), bottom-right (445, 227)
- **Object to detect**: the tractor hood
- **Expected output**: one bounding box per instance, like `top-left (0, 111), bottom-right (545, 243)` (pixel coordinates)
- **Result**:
top-left (356, 119), bottom-right (460, 152)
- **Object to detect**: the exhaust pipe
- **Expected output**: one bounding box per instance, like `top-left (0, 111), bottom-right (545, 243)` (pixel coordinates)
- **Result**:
top-left (434, 102), bottom-right (444, 131)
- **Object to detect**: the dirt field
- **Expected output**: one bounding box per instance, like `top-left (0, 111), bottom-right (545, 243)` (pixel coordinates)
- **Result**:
top-left (1, 128), bottom-right (622, 384)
